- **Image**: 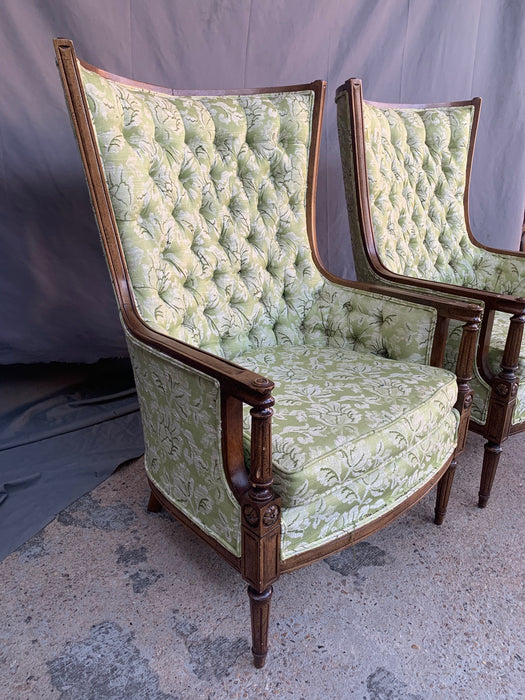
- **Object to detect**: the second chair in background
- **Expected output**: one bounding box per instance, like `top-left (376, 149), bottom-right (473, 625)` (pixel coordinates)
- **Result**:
top-left (337, 79), bottom-right (525, 508)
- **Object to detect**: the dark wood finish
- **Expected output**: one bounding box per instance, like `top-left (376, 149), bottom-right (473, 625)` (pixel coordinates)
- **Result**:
top-left (337, 76), bottom-right (525, 507)
top-left (434, 459), bottom-right (457, 526)
top-left (54, 38), bottom-right (480, 668)
top-left (147, 491), bottom-right (162, 513)
top-left (241, 403), bottom-right (281, 651)
top-left (478, 442), bottom-right (503, 507)
top-left (453, 315), bottom-right (480, 454)
top-left (248, 586), bottom-right (273, 668)
top-left (220, 395), bottom-right (251, 500)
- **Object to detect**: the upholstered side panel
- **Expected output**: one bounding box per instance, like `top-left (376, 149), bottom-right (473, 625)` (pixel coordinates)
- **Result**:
top-left (126, 332), bottom-right (241, 556)
top-left (303, 280), bottom-right (436, 365)
top-left (81, 65), bottom-right (323, 359)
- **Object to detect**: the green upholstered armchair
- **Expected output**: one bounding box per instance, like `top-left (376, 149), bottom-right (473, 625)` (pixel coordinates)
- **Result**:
top-left (337, 79), bottom-right (525, 510)
top-left (55, 39), bottom-right (480, 668)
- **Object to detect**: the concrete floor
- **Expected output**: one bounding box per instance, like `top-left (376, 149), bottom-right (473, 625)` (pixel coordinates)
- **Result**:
top-left (1, 431), bottom-right (523, 699)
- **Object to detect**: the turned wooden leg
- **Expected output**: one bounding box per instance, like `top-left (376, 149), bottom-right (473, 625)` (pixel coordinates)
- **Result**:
top-left (147, 490), bottom-right (162, 513)
top-left (248, 585), bottom-right (272, 668)
top-left (478, 441), bottom-right (502, 508)
top-left (434, 458), bottom-right (457, 525)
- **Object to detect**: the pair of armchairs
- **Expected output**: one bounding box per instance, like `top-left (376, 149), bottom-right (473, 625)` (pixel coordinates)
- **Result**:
top-left (55, 38), bottom-right (494, 668)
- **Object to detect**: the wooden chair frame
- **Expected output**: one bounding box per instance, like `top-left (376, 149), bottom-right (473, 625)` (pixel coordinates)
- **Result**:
top-left (55, 39), bottom-right (480, 667)
top-left (337, 78), bottom-right (525, 509)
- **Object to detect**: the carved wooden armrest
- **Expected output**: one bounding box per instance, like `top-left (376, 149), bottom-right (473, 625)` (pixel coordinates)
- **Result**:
top-left (370, 265), bottom-right (525, 314)
top-left (125, 315), bottom-right (274, 406)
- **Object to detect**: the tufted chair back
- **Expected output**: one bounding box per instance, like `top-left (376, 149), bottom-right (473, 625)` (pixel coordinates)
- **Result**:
top-left (335, 83), bottom-right (523, 295)
top-left (361, 100), bottom-right (478, 285)
top-left (80, 65), bottom-right (325, 360)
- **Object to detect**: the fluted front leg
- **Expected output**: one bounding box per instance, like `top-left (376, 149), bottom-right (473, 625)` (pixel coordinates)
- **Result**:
top-left (147, 491), bottom-right (162, 513)
top-left (434, 311), bottom-right (479, 524)
top-left (479, 442), bottom-right (503, 507)
top-left (248, 585), bottom-right (273, 668)
top-left (453, 310), bottom-right (480, 454)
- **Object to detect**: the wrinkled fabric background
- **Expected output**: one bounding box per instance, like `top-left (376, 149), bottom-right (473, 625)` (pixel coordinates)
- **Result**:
top-left (1, 0), bottom-right (524, 364)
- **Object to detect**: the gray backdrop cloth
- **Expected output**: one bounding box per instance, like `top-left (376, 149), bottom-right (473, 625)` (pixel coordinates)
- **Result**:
top-left (0, 360), bottom-right (144, 560)
top-left (1, 0), bottom-right (524, 364)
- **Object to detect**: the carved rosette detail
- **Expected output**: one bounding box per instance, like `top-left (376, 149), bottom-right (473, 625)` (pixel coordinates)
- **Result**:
top-left (494, 380), bottom-right (519, 399)
top-left (243, 505), bottom-right (259, 527)
top-left (495, 383), bottom-right (510, 397)
top-left (262, 504), bottom-right (280, 527)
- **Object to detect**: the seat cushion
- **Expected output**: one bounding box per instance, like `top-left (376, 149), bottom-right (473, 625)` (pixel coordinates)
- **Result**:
top-left (237, 343), bottom-right (458, 497)
top-left (237, 345), bottom-right (458, 558)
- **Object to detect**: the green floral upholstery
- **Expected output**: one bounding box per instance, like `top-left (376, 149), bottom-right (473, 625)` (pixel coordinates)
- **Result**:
top-left (237, 345), bottom-right (458, 558)
top-left (302, 280), bottom-right (436, 364)
top-left (361, 102), bottom-right (525, 295)
top-left (81, 65), bottom-right (323, 359)
top-left (127, 332), bottom-right (242, 555)
top-left (337, 93), bottom-right (525, 427)
top-left (80, 64), bottom-right (462, 561)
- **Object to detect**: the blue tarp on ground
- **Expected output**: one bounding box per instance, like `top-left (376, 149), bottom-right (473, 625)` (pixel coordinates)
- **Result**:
top-left (0, 361), bottom-right (144, 560)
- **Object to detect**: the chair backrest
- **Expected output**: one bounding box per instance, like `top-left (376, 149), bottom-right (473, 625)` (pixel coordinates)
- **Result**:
top-left (337, 79), bottom-right (483, 288)
top-left (57, 40), bottom-right (326, 360)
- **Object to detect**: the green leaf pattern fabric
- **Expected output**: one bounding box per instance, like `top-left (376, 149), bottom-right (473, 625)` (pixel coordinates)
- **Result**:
top-left (239, 348), bottom-right (456, 558)
top-left (281, 417), bottom-right (455, 558)
top-left (237, 345), bottom-right (457, 507)
top-left (81, 64), bottom-right (462, 561)
top-left (81, 65), bottom-right (323, 360)
top-left (126, 332), bottom-right (242, 556)
top-left (336, 93), bottom-right (525, 427)
top-left (360, 102), bottom-right (525, 294)
top-left (303, 280), bottom-right (436, 365)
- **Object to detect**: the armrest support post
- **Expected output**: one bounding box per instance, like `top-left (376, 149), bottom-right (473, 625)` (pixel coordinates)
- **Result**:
top-left (453, 312), bottom-right (482, 453)
top-left (485, 309), bottom-right (525, 444)
top-left (241, 395), bottom-right (281, 593)
top-left (248, 399), bottom-right (276, 502)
